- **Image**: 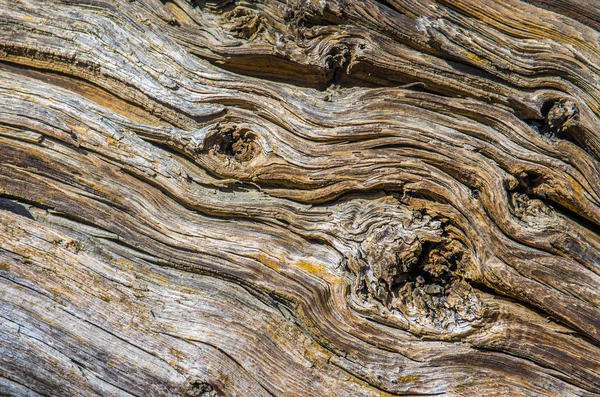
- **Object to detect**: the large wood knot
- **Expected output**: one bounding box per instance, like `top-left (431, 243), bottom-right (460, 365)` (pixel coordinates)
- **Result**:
top-left (345, 205), bottom-right (483, 336)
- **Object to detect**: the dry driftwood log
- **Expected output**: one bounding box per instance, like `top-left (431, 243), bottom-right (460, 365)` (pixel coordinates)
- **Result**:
top-left (1, 0), bottom-right (600, 395)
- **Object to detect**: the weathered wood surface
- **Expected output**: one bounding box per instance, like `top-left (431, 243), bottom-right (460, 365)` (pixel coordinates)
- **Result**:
top-left (1, 0), bottom-right (600, 395)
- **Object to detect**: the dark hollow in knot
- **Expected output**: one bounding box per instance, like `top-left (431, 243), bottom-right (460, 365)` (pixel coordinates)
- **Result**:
top-left (206, 125), bottom-right (260, 163)
top-left (526, 99), bottom-right (579, 140)
top-left (516, 170), bottom-right (545, 192)
top-left (186, 381), bottom-right (217, 397)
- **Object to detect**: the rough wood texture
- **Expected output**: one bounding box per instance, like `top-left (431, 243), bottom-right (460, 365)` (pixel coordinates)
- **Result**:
top-left (1, 0), bottom-right (600, 395)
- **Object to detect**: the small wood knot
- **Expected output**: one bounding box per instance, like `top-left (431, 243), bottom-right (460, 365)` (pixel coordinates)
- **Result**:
top-left (206, 125), bottom-right (261, 164)
top-left (511, 192), bottom-right (553, 220)
top-left (186, 380), bottom-right (217, 397)
top-left (223, 7), bottom-right (265, 41)
top-left (527, 99), bottom-right (580, 140)
top-left (546, 99), bottom-right (578, 131)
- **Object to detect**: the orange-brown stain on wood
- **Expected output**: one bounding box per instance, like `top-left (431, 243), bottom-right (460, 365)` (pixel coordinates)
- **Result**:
top-left (294, 260), bottom-right (340, 283)
top-left (248, 252), bottom-right (280, 271)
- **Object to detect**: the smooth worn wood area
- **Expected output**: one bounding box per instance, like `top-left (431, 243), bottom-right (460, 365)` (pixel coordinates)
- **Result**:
top-left (1, 0), bottom-right (600, 396)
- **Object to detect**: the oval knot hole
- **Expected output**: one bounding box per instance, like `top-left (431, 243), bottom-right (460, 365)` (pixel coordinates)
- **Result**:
top-left (186, 380), bottom-right (217, 397)
top-left (206, 125), bottom-right (261, 163)
top-left (545, 99), bottom-right (578, 132)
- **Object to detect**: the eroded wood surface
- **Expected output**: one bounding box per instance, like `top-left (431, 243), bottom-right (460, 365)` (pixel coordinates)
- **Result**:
top-left (1, 0), bottom-right (600, 395)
